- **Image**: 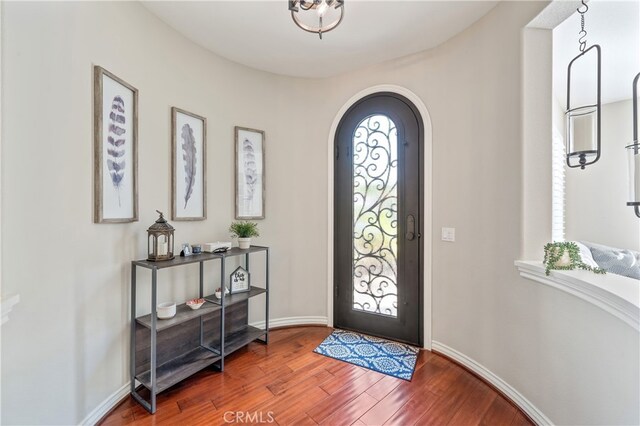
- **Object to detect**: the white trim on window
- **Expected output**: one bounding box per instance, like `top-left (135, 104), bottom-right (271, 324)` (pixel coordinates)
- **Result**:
top-left (551, 127), bottom-right (565, 242)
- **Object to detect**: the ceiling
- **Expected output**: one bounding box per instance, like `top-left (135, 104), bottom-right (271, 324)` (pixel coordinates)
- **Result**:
top-left (553, 0), bottom-right (639, 106)
top-left (141, 1), bottom-right (498, 78)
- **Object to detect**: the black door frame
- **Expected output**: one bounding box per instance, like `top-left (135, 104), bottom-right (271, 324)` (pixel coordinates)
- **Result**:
top-left (332, 91), bottom-right (424, 347)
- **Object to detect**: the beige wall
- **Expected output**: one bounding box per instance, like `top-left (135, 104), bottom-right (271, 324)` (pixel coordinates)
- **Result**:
top-left (2, 1), bottom-right (638, 425)
top-left (326, 6), bottom-right (637, 425)
top-left (566, 99), bottom-right (640, 250)
top-left (1, 2), bottom-right (326, 423)
top-left (521, 18), bottom-right (639, 426)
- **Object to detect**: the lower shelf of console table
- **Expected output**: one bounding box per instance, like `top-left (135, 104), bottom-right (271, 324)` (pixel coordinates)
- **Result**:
top-left (136, 346), bottom-right (221, 393)
top-left (133, 301), bottom-right (266, 399)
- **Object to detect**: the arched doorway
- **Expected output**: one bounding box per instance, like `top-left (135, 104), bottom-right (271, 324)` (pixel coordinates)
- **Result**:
top-left (334, 92), bottom-right (424, 346)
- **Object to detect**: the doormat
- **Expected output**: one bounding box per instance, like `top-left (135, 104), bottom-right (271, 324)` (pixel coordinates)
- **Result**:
top-left (313, 329), bottom-right (419, 380)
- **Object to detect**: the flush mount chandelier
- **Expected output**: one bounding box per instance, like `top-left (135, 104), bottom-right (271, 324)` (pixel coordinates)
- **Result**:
top-left (289, 0), bottom-right (344, 40)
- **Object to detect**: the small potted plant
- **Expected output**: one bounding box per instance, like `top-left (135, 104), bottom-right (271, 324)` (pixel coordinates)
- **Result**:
top-left (543, 241), bottom-right (605, 276)
top-left (214, 287), bottom-right (229, 299)
top-left (229, 221), bottom-right (259, 249)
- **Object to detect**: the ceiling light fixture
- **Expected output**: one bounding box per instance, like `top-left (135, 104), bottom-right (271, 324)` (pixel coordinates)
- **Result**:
top-left (566, 0), bottom-right (601, 170)
top-left (289, 0), bottom-right (344, 40)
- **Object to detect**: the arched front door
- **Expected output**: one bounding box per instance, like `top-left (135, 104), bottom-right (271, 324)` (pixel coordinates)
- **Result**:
top-left (334, 92), bottom-right (423, 346)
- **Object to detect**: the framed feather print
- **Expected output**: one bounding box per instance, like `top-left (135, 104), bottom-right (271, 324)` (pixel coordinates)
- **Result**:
top-left (172, 107), bottom-right (206, 221)
top-left (235, 126), bottom-right (265, 219)
top-left (93, 66), bottom-right (138, 223)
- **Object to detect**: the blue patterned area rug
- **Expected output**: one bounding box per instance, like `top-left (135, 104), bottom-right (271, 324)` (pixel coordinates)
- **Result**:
top-left (314, 329), bottom-right (419, 381)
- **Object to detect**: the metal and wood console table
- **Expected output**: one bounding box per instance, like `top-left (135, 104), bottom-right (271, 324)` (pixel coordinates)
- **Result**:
top-left (130, 246), bottom-right (269, 413)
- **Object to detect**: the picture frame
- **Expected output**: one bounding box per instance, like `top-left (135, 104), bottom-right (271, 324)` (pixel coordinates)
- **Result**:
top-left (172, 107), bottom-right (207, 220)
top-left (235, 126), bottom-right (265, 219)
top-left (93, 66), bottom-right (138, 223)
top-left (229, 266), bottom-right (251, 294)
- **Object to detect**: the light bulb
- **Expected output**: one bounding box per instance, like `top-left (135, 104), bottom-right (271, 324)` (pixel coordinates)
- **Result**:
top-left (316, 1), bottom-right (328, 17)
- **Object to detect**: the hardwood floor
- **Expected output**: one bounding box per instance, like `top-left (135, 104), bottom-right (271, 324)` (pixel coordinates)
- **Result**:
top-left (101, 327), bottom-right (532, 426)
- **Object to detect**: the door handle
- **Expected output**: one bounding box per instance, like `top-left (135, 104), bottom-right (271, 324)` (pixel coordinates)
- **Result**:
top-left (406, 214), bottom-right (415, 241)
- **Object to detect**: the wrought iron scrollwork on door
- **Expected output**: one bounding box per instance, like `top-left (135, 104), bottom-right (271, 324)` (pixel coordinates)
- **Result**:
top-left (352, 114), bottom-right (398, 317)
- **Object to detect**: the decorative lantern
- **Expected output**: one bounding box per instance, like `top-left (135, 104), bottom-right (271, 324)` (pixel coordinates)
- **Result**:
top-left (147, 210), bottom-right (175, 261)
top-left (566, 1), bottom-right (601, 170)
top-left (626, 72), bottom-right (640, 218)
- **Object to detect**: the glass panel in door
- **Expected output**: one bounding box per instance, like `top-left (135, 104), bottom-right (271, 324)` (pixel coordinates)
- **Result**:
top-left (352, 115), bottom-right (398, 317)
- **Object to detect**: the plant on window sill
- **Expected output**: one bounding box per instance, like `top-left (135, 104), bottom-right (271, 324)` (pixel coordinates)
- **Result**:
top-left (543, 242), bottom-right (606, 276)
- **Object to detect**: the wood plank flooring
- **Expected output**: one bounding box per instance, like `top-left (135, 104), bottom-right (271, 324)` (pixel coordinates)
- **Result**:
top-left (101, 326), bottom-right (532, 426)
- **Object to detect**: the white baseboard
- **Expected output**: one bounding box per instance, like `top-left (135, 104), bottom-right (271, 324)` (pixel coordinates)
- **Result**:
top-left (250, 315), bottom-right (328, 329)
top-left (80, 382), bottom-right (130, 426)
top-left (431, 340), bottom-right (552, 426)
top-left (82, 316), bottom-right (327, 425)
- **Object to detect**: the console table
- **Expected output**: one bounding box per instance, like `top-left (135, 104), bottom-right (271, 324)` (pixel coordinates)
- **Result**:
top-left (130, 246), bottom-right (269, 413)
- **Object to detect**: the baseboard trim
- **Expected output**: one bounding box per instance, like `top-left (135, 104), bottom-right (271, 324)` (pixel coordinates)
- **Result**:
top-left (250, 315), bottom-right (328, 329)
top-left (88, 316), bottom-right (328, 425)
top-left (80, 382), bottom-right (130, 426)
top-left (431, 341), bottom-right (552, 426)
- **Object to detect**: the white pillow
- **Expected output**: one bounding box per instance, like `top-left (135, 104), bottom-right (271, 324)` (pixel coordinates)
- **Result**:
top-left (573, 241), bottom-right (599, 268)
top-left (581, 241), bottom-right (640, 280)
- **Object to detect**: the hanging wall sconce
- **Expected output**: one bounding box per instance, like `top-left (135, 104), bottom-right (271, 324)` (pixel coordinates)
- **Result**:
top-left (566, 0), bottom-right (601, 170)
top-left (626, 72), bottom-right (640, 218)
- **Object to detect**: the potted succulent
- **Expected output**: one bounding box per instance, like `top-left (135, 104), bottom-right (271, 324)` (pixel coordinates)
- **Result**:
top-left (542, 242), bottom-right (605, 276)
top-left (229, 221), bottom-right (259, 249)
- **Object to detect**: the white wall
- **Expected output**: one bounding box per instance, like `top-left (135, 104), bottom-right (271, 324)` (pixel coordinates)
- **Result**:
top-left (321, 3), bottom-right (637, 425)
top-left (565, 99), bottom-right (640, 250)
top-left (522, 10), bottom-right (639, 425)
top-left (2, 1), bottom-right (639, 425)
top-left (1, 2), bottom-right (326, 424)
top-left (0, 2), bottom-right (4, 423)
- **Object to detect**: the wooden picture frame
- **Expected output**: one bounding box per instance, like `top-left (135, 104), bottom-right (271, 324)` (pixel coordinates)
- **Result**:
top-left (229, 266), bottom-right (251, 294)
top-left (93, 65), bottom-right (138, 223)
top-left (235, 126), bottom-right (265, 219)
top-left (172, 107), bottom-right (207, 221)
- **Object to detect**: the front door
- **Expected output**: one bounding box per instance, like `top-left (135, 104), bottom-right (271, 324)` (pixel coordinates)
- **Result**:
top-left (334, 93), bottom-right (423, 346)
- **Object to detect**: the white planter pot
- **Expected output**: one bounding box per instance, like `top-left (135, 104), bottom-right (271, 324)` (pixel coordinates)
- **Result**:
top-left (157, 302), bottom-right (176, 319)
top-left (554, 251), bottom-right (572, 267)
top-left (238, 238), bottom-right (251, 249)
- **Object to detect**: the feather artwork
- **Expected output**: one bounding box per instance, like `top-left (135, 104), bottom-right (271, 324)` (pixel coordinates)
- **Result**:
top-left (243, 139), bottom-right (258, 200)
top-left (106, 96), bottom-right (126, 206)
top-left (181, 123), bottom-right (197, 209)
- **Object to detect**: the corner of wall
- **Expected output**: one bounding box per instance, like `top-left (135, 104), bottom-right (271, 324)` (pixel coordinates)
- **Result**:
top-left (521, 27), bottom-right (554, 259)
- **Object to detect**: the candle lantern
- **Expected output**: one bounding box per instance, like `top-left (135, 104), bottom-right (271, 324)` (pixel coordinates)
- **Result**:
top-left (626, 72), bottom-right (640, 218)
top-left (566, 1), bottom-right (601, 170)
top-left (147, 210), bottom-right (175, 261)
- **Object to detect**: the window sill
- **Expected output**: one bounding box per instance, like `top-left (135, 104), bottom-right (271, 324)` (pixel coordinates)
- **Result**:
top-left (515, 261), bottom-right (639, 331)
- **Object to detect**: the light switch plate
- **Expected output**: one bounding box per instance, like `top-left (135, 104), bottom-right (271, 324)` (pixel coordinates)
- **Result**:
top-left (441, 227), bottom-right (455, 242)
